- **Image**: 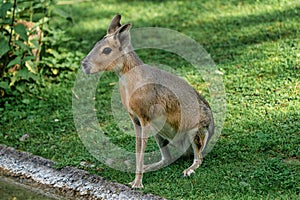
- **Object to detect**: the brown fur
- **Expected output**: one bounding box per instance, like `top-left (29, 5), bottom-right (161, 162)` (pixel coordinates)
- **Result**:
top-left (82, 15), bottom-right (214, 188)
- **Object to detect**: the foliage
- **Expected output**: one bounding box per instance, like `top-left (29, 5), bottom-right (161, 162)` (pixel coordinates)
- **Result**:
top-left (0, 0), bottom-right (82, 97)
top-left (0, 0), bottom-right (300, 199)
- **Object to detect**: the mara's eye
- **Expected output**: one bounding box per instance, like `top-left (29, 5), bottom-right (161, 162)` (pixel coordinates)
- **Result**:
top-left (102, 47), bottom-right (112, 55)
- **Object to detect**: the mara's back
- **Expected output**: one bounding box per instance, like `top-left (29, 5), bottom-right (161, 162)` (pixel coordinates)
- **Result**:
top-left (120, 64), bottom-right (212, 135)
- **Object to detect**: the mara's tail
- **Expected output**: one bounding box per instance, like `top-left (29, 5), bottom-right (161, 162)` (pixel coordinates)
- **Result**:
top-left (202, 114), bottom-right (215, 156)
top-left (208, 115), bottom-right (214, 142)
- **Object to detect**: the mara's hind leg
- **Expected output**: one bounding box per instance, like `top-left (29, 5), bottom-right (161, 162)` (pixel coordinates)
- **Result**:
top-left (143, 134), bottom-right (171, 172)
top-left (182, 129), bottom-right (208, 176)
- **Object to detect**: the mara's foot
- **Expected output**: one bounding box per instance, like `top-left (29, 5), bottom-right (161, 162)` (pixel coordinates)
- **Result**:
top-left (129, 178), bottom-right (143, 189)
top-left (182, 168), bottom-right (195, 177)
top-left (143, 159), bottom-right (168, 171)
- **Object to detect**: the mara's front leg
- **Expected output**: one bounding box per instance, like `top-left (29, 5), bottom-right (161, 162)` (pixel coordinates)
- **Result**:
top-left (130, 119), bottom-right (149, 188)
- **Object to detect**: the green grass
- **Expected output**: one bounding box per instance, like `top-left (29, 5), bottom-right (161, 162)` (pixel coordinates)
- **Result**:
top-left (1, 0), bottom-right (300, 199)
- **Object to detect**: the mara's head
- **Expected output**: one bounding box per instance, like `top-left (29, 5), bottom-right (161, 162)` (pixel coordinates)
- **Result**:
top-left (81, 14), bottom-right (132, 74)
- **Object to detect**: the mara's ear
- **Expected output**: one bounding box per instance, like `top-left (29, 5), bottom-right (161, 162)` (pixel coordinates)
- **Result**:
top-left (107, 14), bottom-right (122, 34)
top-left (114, 23), bottom-right (132, 48)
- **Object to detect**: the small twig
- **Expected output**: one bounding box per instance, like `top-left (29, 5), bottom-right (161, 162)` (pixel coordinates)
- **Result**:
top-left (9, 0), bottom-right (17, 46)
top-left (72, 89), bottom-right (79, 99)
top-left (29, 2), bottom-right (33, 22)
top-left (57, 0), bottom-right (93, 5)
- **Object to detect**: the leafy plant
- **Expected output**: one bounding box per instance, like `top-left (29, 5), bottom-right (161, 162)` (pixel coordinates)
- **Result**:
top-left (0, 0), bottom-right (80, 97)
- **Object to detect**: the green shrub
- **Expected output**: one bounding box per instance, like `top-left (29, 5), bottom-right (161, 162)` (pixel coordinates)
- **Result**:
top-left (0, 0), bottom-right (82, 97)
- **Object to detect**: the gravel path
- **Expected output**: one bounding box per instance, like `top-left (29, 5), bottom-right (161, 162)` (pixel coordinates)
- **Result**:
top-left (0, 144), bottom-right (166, 200)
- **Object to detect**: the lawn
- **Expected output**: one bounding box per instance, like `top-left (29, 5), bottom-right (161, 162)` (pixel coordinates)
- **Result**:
top-left (1, 0), bottom-right (299, 199)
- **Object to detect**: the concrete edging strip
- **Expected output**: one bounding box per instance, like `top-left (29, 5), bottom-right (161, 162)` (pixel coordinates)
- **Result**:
top-left (0, 144), bottom-right (166, 200)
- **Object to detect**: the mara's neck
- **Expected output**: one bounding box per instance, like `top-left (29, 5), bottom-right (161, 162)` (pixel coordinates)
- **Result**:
top-left (118, 50), bottom-right (143, 76)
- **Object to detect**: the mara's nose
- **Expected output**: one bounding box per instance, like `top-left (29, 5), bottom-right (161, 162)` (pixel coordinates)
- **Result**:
top-left (81, 59), bottom-right (88, 69)
top-left (81, 60), bottom-right (91, 74)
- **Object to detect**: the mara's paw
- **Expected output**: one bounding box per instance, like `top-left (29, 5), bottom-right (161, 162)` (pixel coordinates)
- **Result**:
top-left (182, 168), bottom-right (195, 177)
top-left (143, 160), bottom-right (165, 171)
top-left (129, 179), bottom-right (143, 189)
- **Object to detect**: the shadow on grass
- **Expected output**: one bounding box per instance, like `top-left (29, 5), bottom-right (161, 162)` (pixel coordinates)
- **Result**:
top-left (59, 1), bottom-right (299, 62)
top-left (159, 108), bottom-right (300, 198)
